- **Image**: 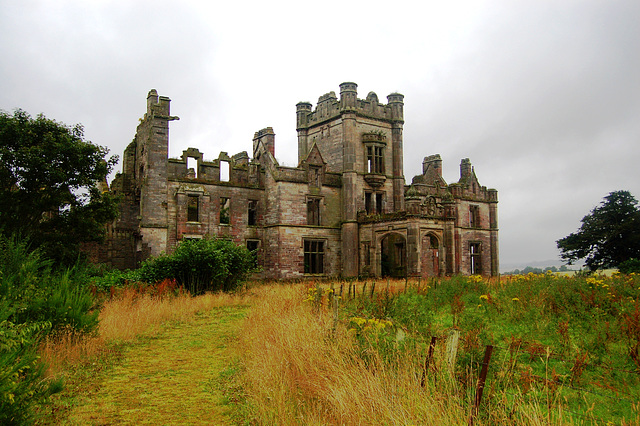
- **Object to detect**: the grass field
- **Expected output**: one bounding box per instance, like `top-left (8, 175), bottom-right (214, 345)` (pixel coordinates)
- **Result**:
top-left (37, 273), bottom-right (640, 425)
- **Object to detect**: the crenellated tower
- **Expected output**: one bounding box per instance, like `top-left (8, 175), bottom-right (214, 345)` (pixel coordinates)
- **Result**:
top-left (295, 82), bottom-right (406, 276)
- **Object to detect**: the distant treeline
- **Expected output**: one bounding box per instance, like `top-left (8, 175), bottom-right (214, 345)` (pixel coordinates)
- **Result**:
top-left (504, 265), bottom-right (574, 275)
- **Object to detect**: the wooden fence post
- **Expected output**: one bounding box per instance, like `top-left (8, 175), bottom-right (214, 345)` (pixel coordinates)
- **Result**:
top-left (446, 329), bottom-right (461, 372)
top-left (332, 291), bottom-right (339, 331)
top-left (421, 336), bottom-right (438, 387)
top-left (469, 345), bottom-right (493, 425)
top-left (370, 281), bottom-right (376, 298)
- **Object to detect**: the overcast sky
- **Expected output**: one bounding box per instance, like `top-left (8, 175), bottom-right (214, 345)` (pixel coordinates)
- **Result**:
top-left (2, 0), bottom-right (639, 270)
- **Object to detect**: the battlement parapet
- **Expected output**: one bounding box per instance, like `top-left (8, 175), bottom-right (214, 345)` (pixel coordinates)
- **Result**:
top-left (296, 82), bottom-right (404, 129)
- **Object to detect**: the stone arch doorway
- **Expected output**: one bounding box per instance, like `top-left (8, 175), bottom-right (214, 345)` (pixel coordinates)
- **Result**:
top-left (380, 233), bottom-right (406, 278)
top-left (421, 232), bottom-right (441, 277)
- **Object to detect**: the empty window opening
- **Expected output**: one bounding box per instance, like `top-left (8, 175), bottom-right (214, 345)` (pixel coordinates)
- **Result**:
top-left (187, 157), bottom-right (198, 178)
top-left (376, 193), bottom-right (383, 214)
top-left (470, 243), bottom-right (482, 275)
top-left (469, 205), bottom-right (480, 228)
top-left (429, 235), bottom-right (439, 249)
top-left (220, 197), bottom-right (230, 225)
top-left (220, 160), bottom-right (230, 182)
top-left (187, 195), bottom-right (199, 222)
top-left (247, 240), bottom-right (259, 267)
top-left (307, 198), bottom-right (321, 226)
top-left (248, 200), bottom-right (258, 226)
top-left (367, 145), bottom-right (384, 173)
top-left (304, 239), bottom-right (324, 274)
top-left (365, 192), bottom-right (373, 214)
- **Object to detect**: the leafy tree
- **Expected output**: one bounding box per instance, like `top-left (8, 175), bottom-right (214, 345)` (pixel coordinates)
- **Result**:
top-left (557, 191), bottom-right (640, 271)
top-left (0, 109), bottom-right (119, 265)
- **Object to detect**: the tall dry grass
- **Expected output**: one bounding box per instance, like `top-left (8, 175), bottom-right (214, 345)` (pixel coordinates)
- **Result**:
top-left (39, 286), bottom-right (250, 379)
top-left (236, 281), bottom-right (580, 425)
top-left (237, 283), bottom-right (469, 425)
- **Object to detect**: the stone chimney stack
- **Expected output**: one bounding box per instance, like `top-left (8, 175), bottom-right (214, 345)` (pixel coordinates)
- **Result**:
top-left (253, 127), bottom-right (276, 158)
top-left (460, 158), bottom-right (472, 179)
top-left (422, 154), bottom-right (443, 180)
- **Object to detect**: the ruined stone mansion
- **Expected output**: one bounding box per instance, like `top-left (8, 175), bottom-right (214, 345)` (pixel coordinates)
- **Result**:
top-left (98, 83), bottom-right (499, 278)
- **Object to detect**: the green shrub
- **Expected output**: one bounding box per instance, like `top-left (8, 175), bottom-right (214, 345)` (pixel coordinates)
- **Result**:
top-left (619, 258), bottom-right (640, 274)
top-left (0, 237), bottom-right (99, 335)
top-left (0, 237), bottom-right (98, 422)
top-left (89, 268), bottom-right (142, 291)
top-left (0, 304), bottom-right (62, 425)
top-left (137, 238), bottom-right (255, 295)
top-left (19, 269), bottom-right (99, 334)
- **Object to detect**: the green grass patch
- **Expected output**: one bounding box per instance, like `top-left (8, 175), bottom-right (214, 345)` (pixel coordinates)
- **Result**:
top-left (339, 273), bottom-right (640, 424)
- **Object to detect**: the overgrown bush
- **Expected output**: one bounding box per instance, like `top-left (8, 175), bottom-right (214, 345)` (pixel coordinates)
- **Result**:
top-left (137, 238), bottom-right (255, 295)
top-left (89, 268), bottom-right (142, 292)
top-left (0, 236), bottom-right (97, 423)
top-left (619, 258), bottom-right (640, 274)
top-left (0, 309), bottom-right (62, 425)
top-left (0, 237), bottom-right (99, 334)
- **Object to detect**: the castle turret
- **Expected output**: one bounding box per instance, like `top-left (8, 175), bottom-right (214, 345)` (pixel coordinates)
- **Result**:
top-left (339, 82), bottom-right (358, 110)
top-left (387, 92), bottom-right (404, 122)
top-left (296, 102), bottom-right (312, 164)
top-left (389, 92), bottom-right (405, 211)
top-left (296, 102), bottom-right (312, 129)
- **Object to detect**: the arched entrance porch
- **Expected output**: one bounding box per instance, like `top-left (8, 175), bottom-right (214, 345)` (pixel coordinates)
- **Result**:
top-left (380, 232), bottom-right (406, 278)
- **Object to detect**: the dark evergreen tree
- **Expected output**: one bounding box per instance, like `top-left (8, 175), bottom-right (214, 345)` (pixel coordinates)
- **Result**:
top-left (557, 191), bottom-right (640, 271)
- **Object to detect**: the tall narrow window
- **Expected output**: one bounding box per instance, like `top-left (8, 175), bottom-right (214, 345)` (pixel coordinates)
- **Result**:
top-left (220, 160), bottom-right (230, 182)
top-left (304, 239), bottom-right (324, 274)
top-left (307, 198), bottom-right (320, 226)
top-left (363, 242), bottom-right (371, 266)
top-left (376, 193), bottom-right (383, 214)
top-left (246, 240), bottom-right (259, 267)
top-left (309, 166), bottom-right (321, 187)
top-left (248, 200), bottom-right (258, 226)
top-left (365, 192), bottom-right (373, 214)
top-left (470, 243), bottom-right (482, 275)
top-left (367, 145), bottom-right (384, 173)
top-left (187, 195), bottom-right (199, 222)
top-left (469, 205), bottom-right (480, 228)
top-left (395, 242), bottom-right (406, 268)
top-left (220, 197), bottom-right (230, 225)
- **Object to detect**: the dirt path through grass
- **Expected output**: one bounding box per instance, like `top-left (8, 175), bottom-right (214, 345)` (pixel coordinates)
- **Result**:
top-left (65, 305), bottom-right (247, 425)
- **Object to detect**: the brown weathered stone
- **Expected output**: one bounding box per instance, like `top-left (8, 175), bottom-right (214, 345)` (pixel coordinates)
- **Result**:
top-left (94, 83), bottom-right (499, 278)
